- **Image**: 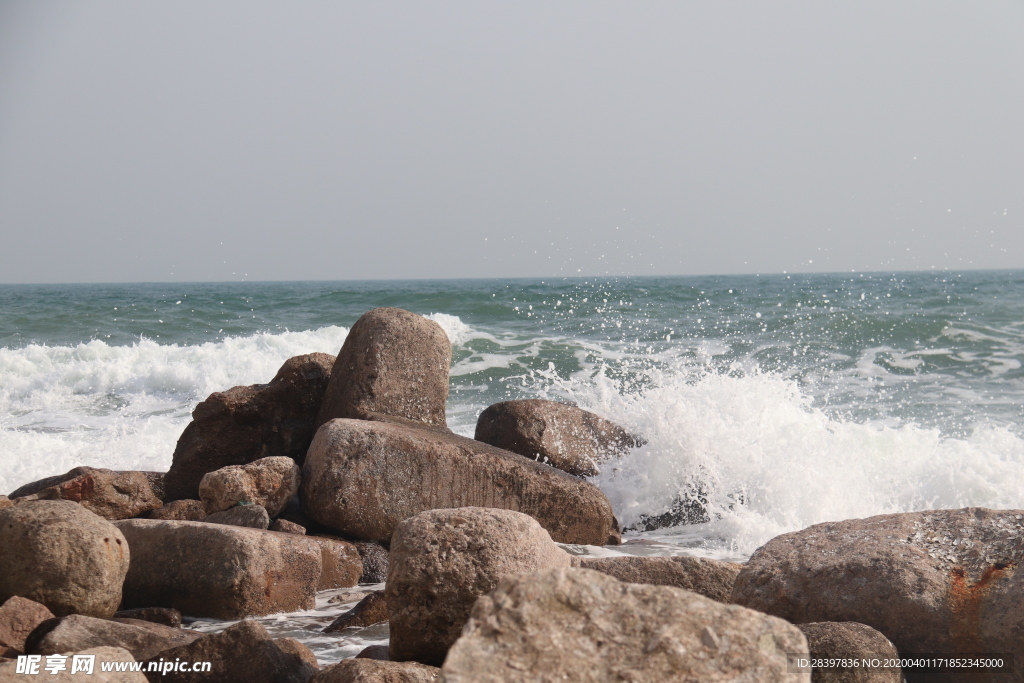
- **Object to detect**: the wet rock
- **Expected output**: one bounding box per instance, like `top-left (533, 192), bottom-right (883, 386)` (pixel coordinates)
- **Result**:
top-left (797, 622), bottom-right (901, 683)
top-left (354, 541), bottom-right (389, 584)
top-left (271, 518), bottom-right (307, 535)
top-left (309, 659), bottom-right (440, 683)
top-left (112, 608), bottom-right (181, 628)
top-left (31, 614), bottom-right (201, 661)
top-left (204, 503), bottom-right (271, 529)
top-left (475, 399), bottom-right (640, 477)
top-left (732, 507), bottom-right (1024, 676)
top-left (306, 536), bottom-right (363, 590)
top-left (387, 507), bottom-right (574, 666)
top-left (0, 596), bottom-right (55, 654)
top-left (141, 620), bottom-right (317, 683)
top-left (302, 419), bottom-right (620, 546)
top-left (145, 500), bottom-right (206, 521)
top-left (315, 308), bottom-right (451, 432)
top-left (0, 501), bottom-right (129, 618)
top-left (115, 519), bottom-right (321, 620)
top-left (355, 645), bottom-right (389, 660)
top-left (10, 467), bottom-right (162, 520)
top-left (163, 353), bottom-right (335, 501)
top-left (199, 456), bottom-right (301, 517)
top-left (579, 555), bottom-right (742, 603)
top-left (627, 490), bottom-right (712, 531)
top-left (0, 646), bottom-right (148, 681)
top-left (443, 567), bottom-right (809, 683)
top-left (324, 591), bottom-right (387, 632)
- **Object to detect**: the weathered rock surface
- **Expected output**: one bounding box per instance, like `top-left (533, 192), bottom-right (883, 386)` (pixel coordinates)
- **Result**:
top-left (31, 614), bottom-right (201, 661)
top-left (0, 596), bottom-right (54, 654)
top-left (204, 503), bottom-right (270, 529)
top-left (386, 507), bottom-right (574, 666)
top-left (354, 542), bottom-right (389, 584)
top-left (797, 622), bottom-right (901, 683)
top-left (579, 555), bottom-right (742, 603)
top-left (324, 592), bottom-right (388, 632)
top-left (0, 501), bottom-right (129, 618)
top-left (0, 646), bottom-right (148, 681)
top-left (115, 519), bottom-right (321, 619)
top-left (163, 353), bottom-right (335, 501)
top-left (199, 456), bottom-right (300, 516)
top-left (9, 467), bottom-right (162, 520)
top-left (443, 567), bottom-right (810, 683)
top-left (145, 500), bottom-right (206, 521)
top-left (272, 518), bottom-right (307, 534)
top-left (309, 659), bottom-right (440, 683)
top-left (141, 620), bottom-right (317, 683)
top-left (731, 508), bottom-right (1024, 673)
top-left (356, 645), bottom-right (390, 660)
top-left (315, 308), bottom-right (451, 431)
top-left (475, 399), bottom-right (639, 477)
top-left (112, 608), bottom-right (181, 628)
top-left (306, 536), bottom-right (363, 590)
top-left (0, 495), bottom-right (10, 510)
top-left (302, 419), bottom-right (620, 545)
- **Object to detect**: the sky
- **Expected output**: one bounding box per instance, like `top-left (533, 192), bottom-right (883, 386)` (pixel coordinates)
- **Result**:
top-left (0, 1), bottom-right (1021, 283)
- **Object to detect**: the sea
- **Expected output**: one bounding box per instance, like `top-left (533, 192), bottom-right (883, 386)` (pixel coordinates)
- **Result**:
top-left (3, 271), bottom-right (1024, 662)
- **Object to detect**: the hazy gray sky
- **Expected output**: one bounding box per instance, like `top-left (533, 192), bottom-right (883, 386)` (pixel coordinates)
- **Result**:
top-left (0, 1), bottom-right (1021, 283)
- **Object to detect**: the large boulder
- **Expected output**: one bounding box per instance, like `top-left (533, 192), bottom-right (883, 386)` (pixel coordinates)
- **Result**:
top-left (204, 503), bottom-right (271, 529)
top-left (0, 646), bottom-right (148, 682)
top-left (309, 659), bottom-right (440, 682)
top-left (306, 536), bottom-right (363, 590)
top-left (141, 620), bottom-right (317, 683)
top-left (0, 501), bottom-right (129, 618)
top-left (579, 555), bottom-right (742, 603)
top-left (9, 467), bottom-right (162, 520)
top-left (199, 456), bottom-right (301, 516)
top-left (114, 519), bottom-right (322, 620)
top-left (0, 597), bottom-right (54, 655)
top-left (797, 622), bottom-right (901, 683)
top-left (302, 419), bottom-right (620, 546)
top-left (442, 567), bottom-right (810, 682)
top-left (475, 399), bottom-right (639, 477)
top-left (315, 308), bottom-right (451, 431)
top-left (386, 507), bottom-right (574, 666)
top-left (163, 353), bottom-right (335, 501)
top-left (731, 508), bottom-right (1024, 672)
top-left (30, 614), bottom-right (201, 661)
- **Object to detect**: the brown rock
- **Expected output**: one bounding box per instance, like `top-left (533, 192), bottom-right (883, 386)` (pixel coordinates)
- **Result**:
top-left (0, 596), bottom-right (55, 654)
top-left (324, 591), bottom-right (387, 632)
top-left (306, 535), bottom-right (363, 590)
top-left (275, 637), bottom-right (319, 670)
top-left (271, 518), bottom-right (307, 535)
top-left (0, 495), bottom-right (11, 510)
top-left (0, 646), bottom-right (148, 681)
top-left (199, 456), bottom-right (301, 516)
top-left (579, 555), bottom-right (742, 603)
top-left (386, 507), bottom-right (574, 666)
top-left (31, 614), bottom-right (201, 661)
top-left (302, 419), bottom-right (620, 546)
top-left (146, 500), bottom-right (206, 521)
top-left (442, 567), bottom-right (810, 683)
top-left (113, 608), bottom-right (182, 628)
top-left (204, 503), bottom-right (270, 529)
top-left (115, 519), bottom-right (321, 620)
top-left (354, 541), bottom-right (389, 584)
top-left (163, 353), bottom-right (335, 501)
top-left (0, 501), bottom-right (129, 618)
top-left (141, 620), bottom-right (317, 683)
top-left (356, 645), bottom-right (390, 660)
top-left (310, 659), bottom-right (440, 683)
top-left (475, 399), bottom-right (640, 476)
top-left (11, 467), bottom-right (162, 520)
top-left (797, 622), bottom-right (901, 683)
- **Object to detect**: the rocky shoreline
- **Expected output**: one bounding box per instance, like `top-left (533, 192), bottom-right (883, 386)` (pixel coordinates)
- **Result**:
top-left (1, 307), bottom-right (1020, 682)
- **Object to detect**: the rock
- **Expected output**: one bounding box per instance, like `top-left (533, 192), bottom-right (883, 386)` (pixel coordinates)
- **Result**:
top-left (0, 646), bottom-right (148, 681)
top-left (797, 622), bottom-right (901, 683)
top-left (145, 500), bottom-right (206, 521)
top-left (0, 495), bottom-right (11, 510)
top-left (475, 399), bottom-right (640, 477)
top-left (0, 596), bottom-right (55, 654)
top-left (271, 519), bottom-right (307, 535)
top-left (112, 608), bottom-right (182, 628)
top-left (199, 456), bottom-right (301, 517)
top-left (30, 614), bottom-right (201, 661)
top-left (163, 353), bottom-right (335, 501)
top-left (10, 467), bottom-right (162, 520)
top-left (355, 645), bottom-right (389, 660)
top-left (307, 536), bottom-right (363, 590)
top-left (141, 620), bottom-right (317, 683)
top-left (386, 507), bottom-right (574, 666)
top-left (324, 592), bottom-right (387, 632)
top-left (115, 519), bottom-right (321, 620)
top-left (204, 503), bottom-right (271, 529)
top-left (315, 308), bottom-right (451, 431)
top-left (302, 419), bottom-right (620, 546)
top-left (0, 501), bottom-right (129, 618)
top-left (579, 555), bottom-right (742, 603)
top-left (442, 567), bottom-right (810, 683)
top-left (731, 508), bottom-right (1024, 670)
top-left (309, 659), bottom-right (440, 683)
top-left (354, 542), bottom-right (389, 584)
top-left (138, 472), bottom-right (167, 503)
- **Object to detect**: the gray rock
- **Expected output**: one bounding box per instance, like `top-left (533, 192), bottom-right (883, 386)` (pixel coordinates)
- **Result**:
top-left (0, 501), bottom-right (129, 618)
top-left (354, 541), bottom-right (389, 584)
top-left (0, 596), bottom-right (55, 654)
top-left (309, 659), bottom-right (439, 683)
top-left (199, 456), bottom-right (301, 517)
top-left (443, 567), bottom-right (810, 683)
top-left (386, 507), bottom-right (574, 666)
top-left (355, 645), bottom-right (389, 660)
top-left (323, 591), bottom-right (387, 632)
top-left (31, 614), bottom-right (201, 661)
top-left (0, 646), bottom-right (148, 681)
top-left (579, 555), bottom-right (742, 603)
top-left (797, 622), bottom-right (901, 683)
top-left (10, 467), bottom-right (162, 520)
top-left (145, 500), bottom-right (206, 521)
top-left (112, 608), bottom-right (182, 628)
top-left (204, 503), bottom-right (271, 529)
